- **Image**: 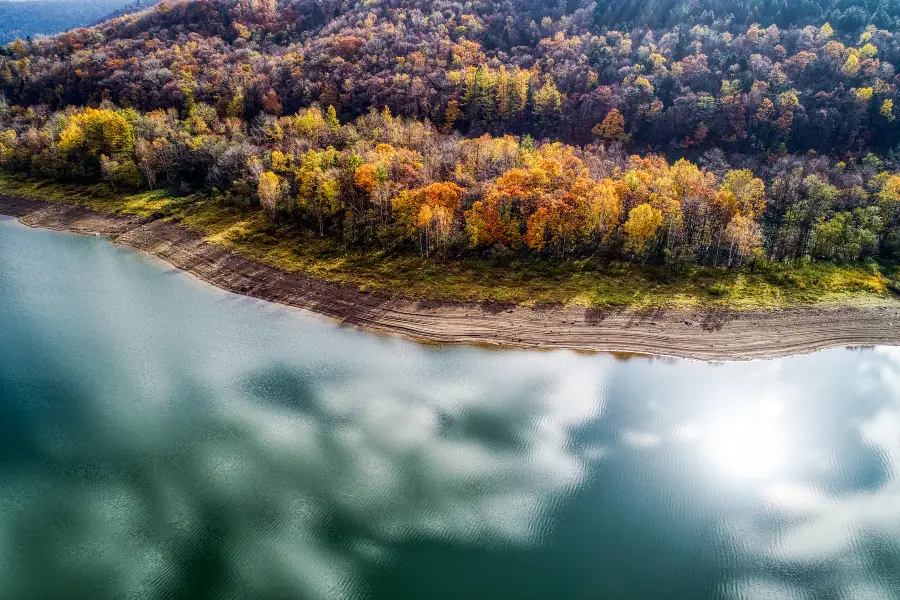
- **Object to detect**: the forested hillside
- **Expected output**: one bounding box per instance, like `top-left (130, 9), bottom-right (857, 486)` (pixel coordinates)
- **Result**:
top-left (0, 0), bottom-right (140, 44)
top-left (592, 0), bottom-right (900, 31)
top-left (5, 0), bottom-right (900, 151)
top-left (2, 0), bottom-right (900, 270)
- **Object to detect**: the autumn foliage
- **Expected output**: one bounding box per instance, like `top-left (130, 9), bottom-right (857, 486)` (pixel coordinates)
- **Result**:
top-left (393, 182), bottom-right (464, 256)
top-left (4, 0), bottom-right (900, 267)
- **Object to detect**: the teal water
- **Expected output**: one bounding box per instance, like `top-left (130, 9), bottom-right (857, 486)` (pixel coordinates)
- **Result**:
top-left (1, 215), bottom-right (899, 600)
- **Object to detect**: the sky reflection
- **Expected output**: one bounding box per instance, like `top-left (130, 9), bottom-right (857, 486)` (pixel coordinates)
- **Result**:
top-left (1, 219), bottom-right (899, 599)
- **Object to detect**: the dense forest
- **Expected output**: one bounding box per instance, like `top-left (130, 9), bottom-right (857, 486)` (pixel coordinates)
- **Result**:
top-left (2, 0), bottom-right (900, 267)
top-left (0, 0), bottom-right (144, 44)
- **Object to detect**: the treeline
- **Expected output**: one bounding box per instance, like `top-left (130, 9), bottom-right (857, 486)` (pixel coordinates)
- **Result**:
top-left (3, 103), bottom-right (900, 265)
top-left (2, 0), bottom-right (900, 155)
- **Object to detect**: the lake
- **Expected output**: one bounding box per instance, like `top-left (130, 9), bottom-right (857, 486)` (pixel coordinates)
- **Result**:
top-left (1, 215), bottom-right (899, 600)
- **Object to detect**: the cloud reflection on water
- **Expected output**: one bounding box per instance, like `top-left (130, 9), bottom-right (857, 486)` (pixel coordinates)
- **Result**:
top-left (0, 320), bottom-right (608, 598)
top-left (203, 353), bottom-right (607, 598)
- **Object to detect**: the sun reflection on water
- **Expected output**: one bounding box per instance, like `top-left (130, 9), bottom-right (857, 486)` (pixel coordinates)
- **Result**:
top-left (704, 398), bottom-right (788, 480)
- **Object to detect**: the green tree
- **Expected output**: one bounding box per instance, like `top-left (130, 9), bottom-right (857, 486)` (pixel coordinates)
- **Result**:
top-left (533, 80), bottom-right (563, 117)
top-left (325, 105), bottom-right (340, 131)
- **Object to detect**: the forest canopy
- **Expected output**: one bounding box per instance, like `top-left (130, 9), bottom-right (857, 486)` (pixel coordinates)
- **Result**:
top-left (3, 0), bottom-right (900, 269)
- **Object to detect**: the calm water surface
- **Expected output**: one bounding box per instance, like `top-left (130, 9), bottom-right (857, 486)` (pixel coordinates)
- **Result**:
top-left (1, 216), bottom-right (899, 600)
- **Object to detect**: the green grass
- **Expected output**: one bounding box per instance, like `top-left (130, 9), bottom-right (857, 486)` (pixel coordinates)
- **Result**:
top-left (1, 173), bottom-right (895, 310)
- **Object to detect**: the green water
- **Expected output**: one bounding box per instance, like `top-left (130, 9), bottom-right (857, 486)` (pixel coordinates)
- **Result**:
top-left (1, 216), bottom-right (899, 600)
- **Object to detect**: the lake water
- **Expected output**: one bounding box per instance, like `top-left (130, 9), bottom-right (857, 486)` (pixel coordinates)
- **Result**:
top-left (1, 216), bottom-right (899, 600)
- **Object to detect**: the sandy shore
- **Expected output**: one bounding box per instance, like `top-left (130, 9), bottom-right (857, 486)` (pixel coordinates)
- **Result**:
top-left (4, 194), bottom-right (900, 361)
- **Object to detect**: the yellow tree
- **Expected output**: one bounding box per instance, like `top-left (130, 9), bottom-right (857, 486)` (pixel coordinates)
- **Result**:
top-left (8, 39), bottom-right (26, 56)
top-left (668, 158), bottom-right (718, 256)
top-left (575, 178), bottom-right (623, 246)
top-left (297, 150), bottom-right (341, 235)
top-left (843, 54), bottom-right (860, 77)
top-left (258, 171), bottom-right (282, 214)
top-left (270, 150), bottom-right (290, 173)
top-left (878, 174), bottom-right (900, 204)
top-left (392, 182), bottom-right (464, 256)
top-left (225, 87), bottom-right (244, 118)
top-left (623, 203), bottom-right (663, 257)
top-left (724, 215), bottom-right (762, 266)
top-left (859, 43), bottom-right (878, 59)
top-left (718, 169), bottom-right (766, 219)
top-left (57, 107), bottom-right (135, 157)
top-left (881, 99), bottom-right (895, 122)
top-left (592, 109), bottom-right (629, 142)
top-left (0, 129), bottom-right (17, 165)
top-left (509, 67), bottom-right (530, 116)
top-left (877, 174), bottom-right (900, 225)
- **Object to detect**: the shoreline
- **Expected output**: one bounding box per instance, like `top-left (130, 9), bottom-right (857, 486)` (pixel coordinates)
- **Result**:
top-left (3, 194), bottom-right (900, 361)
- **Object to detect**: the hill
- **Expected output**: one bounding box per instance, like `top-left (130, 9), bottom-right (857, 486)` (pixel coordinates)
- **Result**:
top-left (3, 0), bottom-right (900, 153)
top-left (0, 0), bottom-right (137, 44)
top-left (88, 0), bottom-right (158, 26)
top-left (1, 0), bottom-right (900, 285)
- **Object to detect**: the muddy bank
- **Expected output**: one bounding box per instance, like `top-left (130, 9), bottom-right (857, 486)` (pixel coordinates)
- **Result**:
top-left (3, 194), bottom-right (900, 361)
